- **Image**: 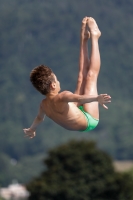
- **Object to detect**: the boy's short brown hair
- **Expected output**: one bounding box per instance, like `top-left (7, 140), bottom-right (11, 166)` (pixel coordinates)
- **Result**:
top-left (30, 65), bottom-right (55, 95)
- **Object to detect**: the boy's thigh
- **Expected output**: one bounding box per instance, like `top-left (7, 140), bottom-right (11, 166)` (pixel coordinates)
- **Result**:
top-left (83, 80), bottom-right (99, 119)
top-left (83, 102), bottom-right (99, 120)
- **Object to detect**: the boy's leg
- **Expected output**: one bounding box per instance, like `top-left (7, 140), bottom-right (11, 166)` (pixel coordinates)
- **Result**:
top-left (74, 17), bottom-right (90, 98)
top-left (83, 17), bottom-right (101, 119)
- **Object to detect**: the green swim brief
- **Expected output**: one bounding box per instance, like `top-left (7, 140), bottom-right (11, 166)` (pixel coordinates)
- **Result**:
top-left (78, 106), bottom-right (99, 132)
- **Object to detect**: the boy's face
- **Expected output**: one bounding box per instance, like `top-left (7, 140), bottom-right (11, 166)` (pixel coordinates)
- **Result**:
top-left (53, 74), bottom-right (61, 92)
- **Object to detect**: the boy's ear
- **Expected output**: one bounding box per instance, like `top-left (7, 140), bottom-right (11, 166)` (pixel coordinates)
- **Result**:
top-left (50, 82), bottom-right (56, 89)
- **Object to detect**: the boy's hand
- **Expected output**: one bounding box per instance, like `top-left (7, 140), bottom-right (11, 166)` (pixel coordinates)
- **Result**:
top-left (97, 94), bottom-right (111, 109)
top-left (23, 128), bottom-right (36, 139)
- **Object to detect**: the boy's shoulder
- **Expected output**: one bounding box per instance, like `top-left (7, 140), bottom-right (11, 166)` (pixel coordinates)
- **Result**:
top-left (59, 90), bottom-right (73, 96)
top-left (57, 90), bottom-right (73, 99)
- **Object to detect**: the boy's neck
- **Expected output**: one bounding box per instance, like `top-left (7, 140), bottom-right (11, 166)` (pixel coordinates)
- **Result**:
top-left (46, 91), bottom-right (59, 98)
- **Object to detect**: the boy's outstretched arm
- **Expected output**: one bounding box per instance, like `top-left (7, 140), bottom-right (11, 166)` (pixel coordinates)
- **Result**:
top-left (59, 91), bottom-right (111, 109)
top-left (23, 103), bottom-right (45, 139)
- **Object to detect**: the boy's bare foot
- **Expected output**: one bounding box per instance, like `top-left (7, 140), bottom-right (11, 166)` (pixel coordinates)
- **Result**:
top-left (81, 17), bottom-right (90, 41)
top-left (87, 17), bottom-right (101, 38)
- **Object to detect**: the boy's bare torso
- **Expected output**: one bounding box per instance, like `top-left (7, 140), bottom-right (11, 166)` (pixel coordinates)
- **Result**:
top-left (42, 94), bottom-right (87, 131)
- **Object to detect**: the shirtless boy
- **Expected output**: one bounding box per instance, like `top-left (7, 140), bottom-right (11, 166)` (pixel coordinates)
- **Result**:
top-left (23, 17), bottom-right (111, 139)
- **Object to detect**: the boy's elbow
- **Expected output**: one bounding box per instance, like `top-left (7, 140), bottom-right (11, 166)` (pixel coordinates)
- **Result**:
top-left (77, 96), bottom-right (82, 103)
top-left (37, 115), bottom-right (44, 122)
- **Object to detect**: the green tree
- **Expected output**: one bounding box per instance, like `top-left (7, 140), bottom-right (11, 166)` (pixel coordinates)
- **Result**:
top-left (27, 140), bottom-right (133, 200)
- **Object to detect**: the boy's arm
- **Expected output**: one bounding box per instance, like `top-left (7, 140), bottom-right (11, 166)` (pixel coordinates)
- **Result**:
top-left (23, 103), bottom-right (45, 139)
top-left (59, 91), bottom-right (111, 109)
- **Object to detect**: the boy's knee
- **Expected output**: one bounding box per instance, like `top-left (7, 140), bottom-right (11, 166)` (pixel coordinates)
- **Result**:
top-left (86, 70), bottom-right (97, 80)
top-left (78, 73), bottom-right (84, 83)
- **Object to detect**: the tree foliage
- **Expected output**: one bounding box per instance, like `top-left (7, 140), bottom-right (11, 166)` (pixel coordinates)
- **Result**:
top-left (27, 140), bottom-right (133, 200)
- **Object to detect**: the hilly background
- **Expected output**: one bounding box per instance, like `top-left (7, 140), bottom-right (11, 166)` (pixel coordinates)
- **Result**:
top-left (0, 0), bottom-right (133, 186)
